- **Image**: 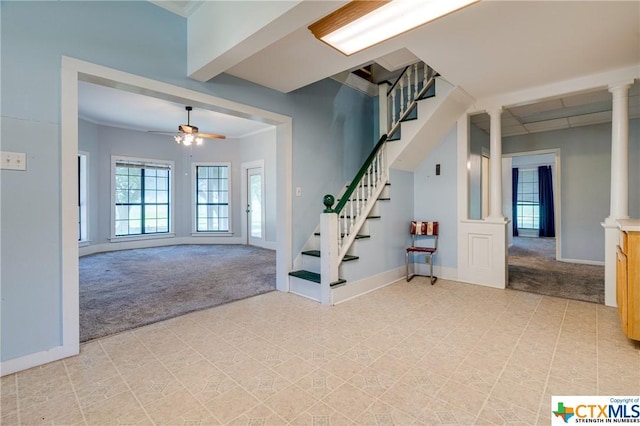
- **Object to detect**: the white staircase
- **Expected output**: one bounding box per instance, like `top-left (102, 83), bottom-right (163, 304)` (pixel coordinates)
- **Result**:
top-left (289, 62), bottom-right (473, 304)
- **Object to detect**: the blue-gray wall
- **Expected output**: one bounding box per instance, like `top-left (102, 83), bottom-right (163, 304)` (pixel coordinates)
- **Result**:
top-left (503, 119), bottom-right (640, 262)
top-left (78, 120), bottom-right (278, 246)
top-left (1, 1), bottom-right (374, 361)
top-left (413, 126), bottom-right (458, 270)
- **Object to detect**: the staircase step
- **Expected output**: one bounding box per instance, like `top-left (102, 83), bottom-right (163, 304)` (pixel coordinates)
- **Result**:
top-left (288, 270), bottom-right (346, 287)
top-left (344, 215), bottom-right (381, 219)
top-left (337, 197), bottom-right (390, 202)
top-left (314, 232), bottom-right (370, 240)
top-left (301, 250), bottom-right (359, 262)
top-left (346, 182), bottom-right (390, 188)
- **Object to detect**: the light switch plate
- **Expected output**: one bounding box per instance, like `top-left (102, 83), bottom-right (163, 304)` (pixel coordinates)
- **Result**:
top-left (1, 151), bottom-right (27, 171)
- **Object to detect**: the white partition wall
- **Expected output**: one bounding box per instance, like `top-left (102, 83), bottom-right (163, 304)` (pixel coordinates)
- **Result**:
top-left (456, 113), bottom-right (509, 288)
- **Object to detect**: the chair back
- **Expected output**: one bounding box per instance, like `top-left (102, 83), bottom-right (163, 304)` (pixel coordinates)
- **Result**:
top-left (410, 221), bottom-right (438, 248)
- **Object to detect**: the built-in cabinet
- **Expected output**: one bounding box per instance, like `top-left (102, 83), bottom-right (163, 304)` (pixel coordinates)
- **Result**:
top-left (616, 219), bottom-right (640, 341)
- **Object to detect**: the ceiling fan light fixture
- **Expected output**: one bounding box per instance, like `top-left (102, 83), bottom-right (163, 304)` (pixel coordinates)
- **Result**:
top-left (174, 134), bottom-right (204, 146)
top-left (309, 0), bottom-right (480, 56)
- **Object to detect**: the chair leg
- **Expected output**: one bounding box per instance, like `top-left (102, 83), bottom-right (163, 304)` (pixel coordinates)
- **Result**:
top-left (406, 251), bottom-right (413, 282)
top-left (429, 253), bottom-right (437, 285)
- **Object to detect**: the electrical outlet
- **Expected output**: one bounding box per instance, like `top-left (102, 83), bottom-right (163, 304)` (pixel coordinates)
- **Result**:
top-left (1, 151), bottom-right (27, 171)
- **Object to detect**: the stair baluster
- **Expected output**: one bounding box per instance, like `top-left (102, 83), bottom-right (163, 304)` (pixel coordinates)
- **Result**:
top-left (291, 61), bottom-right (438, 304)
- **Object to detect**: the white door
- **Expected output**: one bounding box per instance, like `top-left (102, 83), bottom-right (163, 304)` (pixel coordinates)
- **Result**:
top-left (246, 166), bottom-right (265, 246)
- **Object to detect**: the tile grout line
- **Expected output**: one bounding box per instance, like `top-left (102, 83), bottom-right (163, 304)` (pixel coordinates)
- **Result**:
top-left (13, 372), bottom-right (21, 425)
top-left (155, 321), bottom-right (276, 424)
top-left (533, 298), bottom-right (569, 426)
top-left (465, 296), bottom-right (544, 423)
top-left (97, 338), bottom-right (156, 425)
top-left (138, 324), bottom-right (243, 423)
top-left (375, 290), bottom-right (508, 422)
top-left (62, 360), bottom-right (89, 426)
top-left (596, 304), bottom-right (600, 395)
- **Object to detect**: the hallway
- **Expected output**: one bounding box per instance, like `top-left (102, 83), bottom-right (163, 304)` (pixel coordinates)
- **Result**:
top-left (508, 236), bottom-right (604, 304)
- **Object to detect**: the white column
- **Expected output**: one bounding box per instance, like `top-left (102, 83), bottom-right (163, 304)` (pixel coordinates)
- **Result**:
top-left (608, 83), bottom-right (632, 221)
top-left (603, 82), bottom-right (633, 307)
top-left (487, 107), bottom-right (505, 220)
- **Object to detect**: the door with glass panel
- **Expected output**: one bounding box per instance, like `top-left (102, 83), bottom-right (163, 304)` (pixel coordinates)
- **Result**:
top-left (246, 166), bottom-right (265, 245)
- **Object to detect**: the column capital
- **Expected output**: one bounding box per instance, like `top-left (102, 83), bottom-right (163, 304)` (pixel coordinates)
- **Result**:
top-left (486, 106), bottom-right (503, 117)
top-left (608, 81), bottom-right (634, 94)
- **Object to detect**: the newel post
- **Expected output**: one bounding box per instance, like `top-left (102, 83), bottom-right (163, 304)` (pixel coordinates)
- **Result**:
top-left (320, 195), bottom-right (338, 305)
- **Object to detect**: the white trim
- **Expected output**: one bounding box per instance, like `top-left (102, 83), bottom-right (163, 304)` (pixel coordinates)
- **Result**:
top-left (110, 155), bottom-right (175, 239)
top-left (0, 344), bottom-right (78, 377)
top-left (558, 258), bottom-right (605, 267)
top-left (4, 56), bottom-right (293, 375)
top-left (108, 233), bottom-right (176, 242)
top-left (413, 264), bottom-right (457, 281)
top-left (474, 65), bottom-right (640, 112)
top-left (79, 237), bottom-right (247, 257)
top-left (241, 160), bottom-right (267, 247)
top-left (331, 266), bottom-right (405, 305)
top-left (503, 148), bottom-right (562, 260)
top-left (190, 232), bottom-right (233, 237)
top-left (78, 152), bottom-right (89, 243)
top-left (192, 161), bottom-right (232, 234)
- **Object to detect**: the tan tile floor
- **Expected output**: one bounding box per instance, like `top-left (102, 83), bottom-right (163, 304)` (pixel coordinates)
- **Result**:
top-left (1, 278), bottom-right (639, 425)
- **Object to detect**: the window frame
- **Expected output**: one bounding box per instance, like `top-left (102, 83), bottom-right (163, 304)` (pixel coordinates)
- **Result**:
top-left (110, 155), bottom-right (175, 241)
top-left (516, 168), bottom-right (540, 230)
top-left (192, 162), bottom-right (232, 235)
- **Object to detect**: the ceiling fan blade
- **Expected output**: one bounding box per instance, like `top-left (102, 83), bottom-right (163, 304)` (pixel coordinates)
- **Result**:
top-left (196, 132), bottom-right (226, 140)
top-left (148, 130), bottom-right (176, 135)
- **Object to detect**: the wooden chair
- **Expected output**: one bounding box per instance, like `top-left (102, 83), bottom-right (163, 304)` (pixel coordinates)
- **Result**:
top-left (406, 221), bottom-right (438, 284)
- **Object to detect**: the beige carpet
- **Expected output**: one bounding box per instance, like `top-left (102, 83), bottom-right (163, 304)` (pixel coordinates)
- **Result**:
top-left (80, 244), bottom-right (276, 342)
top-left (508, 237), bottom-right (604, 304)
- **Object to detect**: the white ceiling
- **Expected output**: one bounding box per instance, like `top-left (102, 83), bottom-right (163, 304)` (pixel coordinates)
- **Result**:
top-left (78, 81), bottom-right (273, 139)
top-left (80, 1), bottom-right (640, 138)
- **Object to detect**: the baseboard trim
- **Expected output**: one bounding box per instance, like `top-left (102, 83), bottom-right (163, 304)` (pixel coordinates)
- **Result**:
top-left (558, 257), bottom-right (604, 266)
top-left (412, 264), bottom-right (457, 281)
top-left (1, 344), bottom-right (78, 377)
top-left (332, 266), bottom-right (405, 305)
top-left (80, 236), bottom-right (247, 256)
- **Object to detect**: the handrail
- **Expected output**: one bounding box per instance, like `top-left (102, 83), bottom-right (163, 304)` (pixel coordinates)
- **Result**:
top-left (386, 66), bottom-right (409, 96)
top-left (388, 74), bottom-right (436, 138)
top-left (334, 134), bottom-right (388, 214)
top-left (320, 60), bottom-right (437, 270)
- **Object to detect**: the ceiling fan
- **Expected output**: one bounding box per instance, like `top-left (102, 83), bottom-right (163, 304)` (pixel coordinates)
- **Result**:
top-left (149, 106), bottom-right (225, 145)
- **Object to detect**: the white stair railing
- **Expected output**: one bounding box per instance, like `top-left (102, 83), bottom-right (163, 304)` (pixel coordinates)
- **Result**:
top-left (317, 61), bottom-right (438, 305)
top-left (387, 62), bottom-right (437, 137)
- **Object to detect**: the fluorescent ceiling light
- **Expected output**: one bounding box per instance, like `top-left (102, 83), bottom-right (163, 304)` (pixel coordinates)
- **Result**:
top-left (309, 0), bottom-right (479, 56)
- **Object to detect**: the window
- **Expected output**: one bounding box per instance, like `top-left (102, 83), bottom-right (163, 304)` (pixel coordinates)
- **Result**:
top-left (516, 169), bottom-right (539, 229)
top-left (78, 153), bottom-right (88, 242)
top-left (113, 158), bottom-right (172, 237)
top-left (195, 164), bottom-right (230, 232)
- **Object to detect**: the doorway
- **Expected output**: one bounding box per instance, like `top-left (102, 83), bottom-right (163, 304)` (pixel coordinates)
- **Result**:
top-left (242, 160), bottom-right (266, 247)
top-left (51, 57), bottom-right (293, 373)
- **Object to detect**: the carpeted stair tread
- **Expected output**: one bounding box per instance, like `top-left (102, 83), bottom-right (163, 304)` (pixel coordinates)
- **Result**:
top-left (288, 270), bottom-right (346, 287)
top-left (301, 250), bottom-right (359, 262)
